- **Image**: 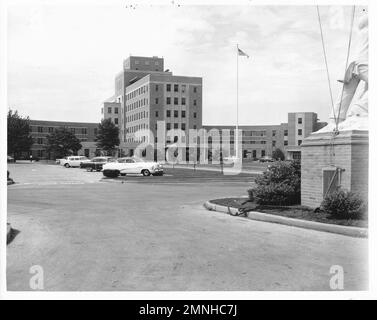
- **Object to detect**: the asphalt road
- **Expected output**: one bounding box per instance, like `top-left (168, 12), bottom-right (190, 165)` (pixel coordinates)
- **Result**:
top-left (7, 163), bottom-right (368, 291)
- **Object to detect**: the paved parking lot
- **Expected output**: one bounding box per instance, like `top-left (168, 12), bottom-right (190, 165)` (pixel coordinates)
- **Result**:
top-left (7, 162), bottom-right (368, 291)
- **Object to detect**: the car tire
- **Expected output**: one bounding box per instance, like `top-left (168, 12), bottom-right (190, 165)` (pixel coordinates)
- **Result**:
top-left (64, 163), bottom-right (70, 168)
top-left (142, 169), bottom-right (151, 177)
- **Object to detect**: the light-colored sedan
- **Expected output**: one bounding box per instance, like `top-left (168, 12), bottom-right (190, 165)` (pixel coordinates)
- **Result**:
top-left (102, 157), bottom-right (164, 178)
top-left (60, 156), bottom-right (91, 168)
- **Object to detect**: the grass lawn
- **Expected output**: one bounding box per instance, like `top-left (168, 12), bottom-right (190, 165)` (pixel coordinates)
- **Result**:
top-left (209, 197), bottom-right (368, 228)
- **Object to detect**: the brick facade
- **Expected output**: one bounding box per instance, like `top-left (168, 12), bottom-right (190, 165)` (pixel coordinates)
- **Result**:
top-left (301, 130), bottom-right (368, 208)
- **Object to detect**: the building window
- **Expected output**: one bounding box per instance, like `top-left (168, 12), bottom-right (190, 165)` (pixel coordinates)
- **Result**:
top-left (193, 99), bottom-right (197, 106)
top-left (181, 110), bottom-right (186, 118)
top-left (48, 127), bottom-right (54, 133)
top-left (298, 140), bottom-right (302, 145)
top-left (272, 141), bottom-right (276, 147)
top-left (115, 107), bottom-right (119, 114)
top-left (174, 84), bottom-right (179, 92)
top-left (174, 110), bottom-right (179, 118)
top-left (81, 128), bottom-right (87, 134)
top-left (284, 129), bottom-right (288, 136)
top-left (70, 128), bottom-right (75, 134)
top-left (155, 98), bottom-right (159, 104)
top-left (181, 97), bottom-right (186, 105)
top-left (193, 86), bottom-right (197, 93)
top-left (174, 97), bottom-right (178, 105)
top-left (284, 141), bottom-right (288, 146)
top-left (108, 107), bottom-right (112, 113)
top-left (37, 138), bottom-right (43, 145)
top-left (38, 126), bottom-right (43, 133)
top-left (193, 125), bottom-right (197, 129)
top-left (155, 111), bottom-right (159, 117)
top-left (166, 84), bottom-right (171, 92)
top-left (181, 85), bottom-right (186, 93)
top-left (272, 130), bottom-right (276, 137)
top-left (174, 123), bottom-right (178, 129)
top-left (166, 97), bottom-right (171, 105)
top-left (114, 118), bottom-right (118, 125)
top-left (298, 129), bottom-right (302, 135)
top-left (155, 84), bottom-right (159, 91)
top-left (181, 123), bottom-right (186, 131)
top-left (193, 112), bottom-right (197, 118)
top-left (166, 123), bottom-right (171, 130)
top-left (261, 150), bottom-right (266, 157)
top-left (166, 110), bottom-right (171, 117)
top-left (298, 117), bottom-right (302, 124)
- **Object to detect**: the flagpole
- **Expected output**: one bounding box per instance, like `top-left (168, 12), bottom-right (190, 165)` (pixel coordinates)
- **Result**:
top-left (236, 43), bottom-right (239, 158)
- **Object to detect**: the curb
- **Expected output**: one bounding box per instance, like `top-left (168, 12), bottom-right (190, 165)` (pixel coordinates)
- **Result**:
top-left (203, 201), bottom-right (368, 238)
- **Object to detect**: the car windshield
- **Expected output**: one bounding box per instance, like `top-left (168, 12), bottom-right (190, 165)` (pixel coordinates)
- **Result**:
top-left (117, 157), bottom-right (145, 163)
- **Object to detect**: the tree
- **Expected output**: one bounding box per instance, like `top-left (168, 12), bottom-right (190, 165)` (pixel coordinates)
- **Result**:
top-left (7, 109), bottom-right (34, 160)
top-left (272, 148), bottom-right (285, 161)
top-left (95, 118), bottom-right (120, 156)
top-left (45, 127), bottom-right (82, 159)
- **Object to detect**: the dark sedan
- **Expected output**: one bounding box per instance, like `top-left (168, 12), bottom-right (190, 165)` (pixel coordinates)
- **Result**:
top-left (80, 157), bottom-right (116, 172)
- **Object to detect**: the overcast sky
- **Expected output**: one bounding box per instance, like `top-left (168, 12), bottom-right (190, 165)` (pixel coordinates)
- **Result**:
top-left (7, 3), bottom-right (366, 125)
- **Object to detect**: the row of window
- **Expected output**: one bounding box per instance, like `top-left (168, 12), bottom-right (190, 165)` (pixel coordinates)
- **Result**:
top-left (127, 98), bottom-right (148, 112)
top-left (33, 126), bottom-right (90, 135)
top-left (106, 107), bottom-right (119, 114)
top-left (166, 97), bottom-right (186, 105)
top-left (154, 97), bottom-right (197, 106)
top-left (243, 131), bottom-right (267, 137)
top-left (127, 111), bottom-right (149, 123)
top-left (35, 137), bottom-right (88, 145)
top-left (126, 83), bottom-right (199, 101)
top-left (127, 123), bottom-right (149, 134)
top-left (166, 110), bottom-right (186, 118)
top-left (134, 60), bottom-right (159, 66)
top-left (166, 123), bottom-right (186, 131)
top-left (154, 110), bottom-right (197, 119)
top-left (127, 85), bottom-right (149, 100)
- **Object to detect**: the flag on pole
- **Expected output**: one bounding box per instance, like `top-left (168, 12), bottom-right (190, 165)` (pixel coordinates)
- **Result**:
top-left (238, 47), bottom-right (249, 58)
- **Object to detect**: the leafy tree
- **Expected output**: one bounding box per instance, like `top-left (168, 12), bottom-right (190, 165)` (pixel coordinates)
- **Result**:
top-left (45, 127), bottom-right (82, 159)
top-left (7, 109), bottom-right (34, 160)
top-left (95, 118), bottom-right (120, 156)
top-left (272, 148), bottom-right (285, 161)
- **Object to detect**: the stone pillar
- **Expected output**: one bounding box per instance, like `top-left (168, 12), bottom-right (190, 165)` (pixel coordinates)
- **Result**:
top-left (301, 130), bottom-right (368, 208)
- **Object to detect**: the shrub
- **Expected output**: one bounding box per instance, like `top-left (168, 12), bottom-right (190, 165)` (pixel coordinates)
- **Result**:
top-left (320, 189), bottom-right (366, 219)
top-left (253, 160), bottom-right (301, 205)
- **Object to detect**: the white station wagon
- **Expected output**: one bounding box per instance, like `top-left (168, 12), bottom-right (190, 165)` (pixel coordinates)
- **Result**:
top-left (59, 156), bottom-right (91, 168)
top-left (102, 157), bottom-right (164, 178)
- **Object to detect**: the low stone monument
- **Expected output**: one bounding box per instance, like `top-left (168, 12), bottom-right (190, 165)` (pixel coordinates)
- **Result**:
top-left (301, 12), bottom-right (368, 208)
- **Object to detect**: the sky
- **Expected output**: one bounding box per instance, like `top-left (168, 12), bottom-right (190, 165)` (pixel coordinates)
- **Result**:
top-left (7, 1), bottom-right (366, 125)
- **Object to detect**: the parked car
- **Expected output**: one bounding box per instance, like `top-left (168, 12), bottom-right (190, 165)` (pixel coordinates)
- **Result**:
top-left (7, 155), bottom-right (15, 163)
top-left (259, 156), bottom-right (274, 163)
top-left (102, 157), bottom-right (164, 178)
top-left (60, 156), bottom-right (91, 168)
top-left (223, 156), bottom-right (241, 164)
top-left (80, 157), bottom-right (116, 172)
